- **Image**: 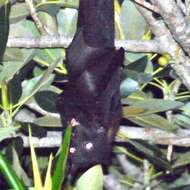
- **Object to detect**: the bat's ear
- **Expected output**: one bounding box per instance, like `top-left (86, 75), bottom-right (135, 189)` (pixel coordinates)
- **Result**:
top-left (55, 94), bottom-right (63, 112)
top-left (115, 47), bottom-right (125, 66)
top-left (56, 93), bottom-right (71, 127)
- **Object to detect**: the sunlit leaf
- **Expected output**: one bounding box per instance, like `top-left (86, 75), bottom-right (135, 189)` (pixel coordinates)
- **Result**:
top-left (34, 115), bottom-right (62, 127)
top-left (120, 0), bottom-right (147, 40)
top-left (76, 165), bottom-right (103, 190)
top-left (0, 127), bottom-right (19, 142)
top-left (173, 152), bottom-right (190, 168)
top-left (1, 80), bottom-right (9, 110)
top-left (127, 99), bottom-right (183, 114)
top-left (120, 78), bottom-right (139, 97)
top-left (44, 154), bottom-right (53, 190)
top-left (29, 127), bottom-right (43, 190)
top-left (57, 8), bottom-right (77, 38)
top-left (128, 114), bottom-right (177, 132)
top-left (123, 98), bottom-right (183, 115)
top-left (10, 3), bottom-right (28, 23)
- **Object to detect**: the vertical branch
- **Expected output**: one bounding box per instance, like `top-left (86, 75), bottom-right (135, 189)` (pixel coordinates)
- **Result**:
top-left (163, 80), bottom-right (181, 172)
top-left (153, 0), bottom-right (190, 56)
top-left (135, 2), bottom-right (190, 91)
top-left (185, 0), bottom-right (190, 16)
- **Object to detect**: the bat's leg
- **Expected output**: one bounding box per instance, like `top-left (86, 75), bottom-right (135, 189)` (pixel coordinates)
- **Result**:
top-left (66, 0), bottom-right (114, 79)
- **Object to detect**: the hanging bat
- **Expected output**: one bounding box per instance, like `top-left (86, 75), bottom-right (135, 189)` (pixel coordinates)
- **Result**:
top-left (56, 0), bottom-right (124, 171)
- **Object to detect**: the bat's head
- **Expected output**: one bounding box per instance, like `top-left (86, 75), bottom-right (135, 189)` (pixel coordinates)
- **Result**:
top-left (68, 118), bottom-right (112, 170)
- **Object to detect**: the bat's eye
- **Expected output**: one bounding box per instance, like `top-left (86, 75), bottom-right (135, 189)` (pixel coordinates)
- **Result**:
top-left (97, 126), bottom-right (105, 134)
top-left (84, 142), bottom-right (94, 150)
top-left (71, 118), bottom-right (80, 127)
top-left (69, 147), bottom-right (76, 154)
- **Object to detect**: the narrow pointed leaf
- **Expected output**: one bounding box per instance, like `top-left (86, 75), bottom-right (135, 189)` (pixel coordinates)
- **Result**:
top-left (29, 127), bottom-right (43, 190)
top-left (0, 152), bottom-right (25, 190)
top-left (44, 154), bottom-right (53, 190)
top-left (52, 126), bottom-right (72, 190)
top-left (128, 140), bottom-right (171, 170)
top-left (0, 0), bottom-right (10, 62)
top-left (128, 114), bottom-right (177, 132)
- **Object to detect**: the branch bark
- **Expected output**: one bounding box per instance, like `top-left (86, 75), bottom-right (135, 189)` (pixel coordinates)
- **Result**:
top-left (135, 2), bottom-right (190, 91)
top-left (118, 126), bottom-right (190, 147)
top-left (21, 127), bottom-right (190, 148)
top-left (152, 0), bottom-right (190, 56)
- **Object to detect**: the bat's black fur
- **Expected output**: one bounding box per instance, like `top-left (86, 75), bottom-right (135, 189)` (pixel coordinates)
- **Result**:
top-left (56, 0), bottom-right (124, 171)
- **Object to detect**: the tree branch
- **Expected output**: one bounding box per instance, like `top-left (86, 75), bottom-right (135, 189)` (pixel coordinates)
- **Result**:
top-left (104, 175), bottom-right (126, 190)
top-left (118, 126), bottom-right (190, 147)
top-left (20, 127), bottom-right (190, 148)
top-left (133, 0), bottom-right (159, 13)
top-left (135, 3), bottom-right (190, 91)
top-left (152, 0), bottom-right (190, 56)
top-left (7, 36), bottom-right (72, 48)
top-left (6, 36), bottom-right (180, 54)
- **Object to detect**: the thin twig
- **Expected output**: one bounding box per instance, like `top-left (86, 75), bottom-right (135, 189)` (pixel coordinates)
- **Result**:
top-left (133, 0), bottom-right (159, 13)
top-left (25, 0), bottom-right (48, 35)
top-left (176, 0), bottom-right (187, 15)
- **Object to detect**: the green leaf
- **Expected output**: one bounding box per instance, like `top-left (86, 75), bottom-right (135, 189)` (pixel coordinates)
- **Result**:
top-left (120, 78), bottom-right (139, 97)
top-left (123, 106), bottom-right (145, 117)
top-left (57, 8), bottom-right (77, 38)
top-left (9, 19), bottom-right (39, 37)
top-left (10, 3), bottom-right (28, 23)
top-left (128, 140), bottom-right (171, 170)
top-left (1, 80), bottom-right (9, 110)
top-left (52, 126), bottom-right (72, 190)
top-left (12, 147), bottom-right (31, 186)
top-left (120, 0), bottom-right (147, 40)
top-left (123, 70), bottom-right (152, 84)
top-left (38, 11), bottom-right (58, 34)
top-left (0, 127), bottom-right (19, 142)
top-left (126, 55), bottom-right (148, 70)
top-left (3, 48), bottom-right (23, 61)
top-left (8, 75), bottom-right (22, 105)
top-left (34, 115), bottom-right (62, 127)
top-left (0, 0), bottom-right (10, 63)
top-left (33, 48), bottom-right (67, 74)
top-left (124, 98), bottom-right (183, 115)
top-left (175, 114), bottom-right (190, 128)
top-left (76, 165), bottom-right (103, 190)
top-left (19, 74), bottom-right (54, 102)
top-left (173, 152), bottom-right (190, 168)
top-left (0, 49), bottom-right (35, 83)
top-left (36, 0), bottom-right (79, 14)
top-left (0, 152), bottom-right (25, 190)
top-left (36, 2), bottom-right (61, 16)
top-left (13, 58), bottom-right (59, 116)
top-left (128, 114), bottom-right (177, 132)
top-left (169, 185), bottom-right (190, 190)
top-left (35, 91), bottom-right (57, 113)
top-left (29, 127), bottom-right (43, 190)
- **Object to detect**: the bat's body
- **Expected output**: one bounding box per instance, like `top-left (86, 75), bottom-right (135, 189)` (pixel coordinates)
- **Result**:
top-left (56, 0), bottom-right (124, 170)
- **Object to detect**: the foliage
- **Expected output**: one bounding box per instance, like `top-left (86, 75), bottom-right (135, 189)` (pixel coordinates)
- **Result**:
top-left (0, 0), bottom-right (190, 189)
